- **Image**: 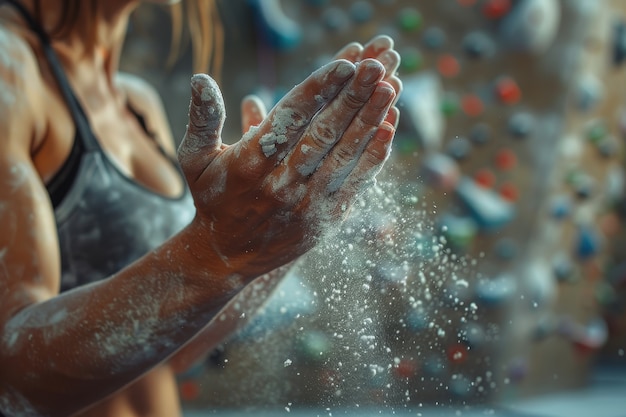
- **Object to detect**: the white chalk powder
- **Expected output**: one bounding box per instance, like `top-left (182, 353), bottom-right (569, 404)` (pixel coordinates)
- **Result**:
top-left (259, 106), bottom-right (308, 158)
top-left (180, 74), bottom-right (225, 155)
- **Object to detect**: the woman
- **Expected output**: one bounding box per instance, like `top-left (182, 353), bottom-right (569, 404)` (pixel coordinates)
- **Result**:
top-left (0, 0), bottom-right (401, 416)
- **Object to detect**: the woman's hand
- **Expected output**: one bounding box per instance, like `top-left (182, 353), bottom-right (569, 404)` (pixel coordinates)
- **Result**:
top-left (178, 58), bottom-right (396, 280)
top-left (334, 35), bottom-right (402, 100)
top-left (240, 35), bottom-right (402, 135)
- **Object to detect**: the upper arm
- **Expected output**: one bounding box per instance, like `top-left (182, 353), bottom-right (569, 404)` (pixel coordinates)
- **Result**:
top-left (0, 29), bottom-right (59, 325)
top-left (115, 73), bottom-right (177, 156)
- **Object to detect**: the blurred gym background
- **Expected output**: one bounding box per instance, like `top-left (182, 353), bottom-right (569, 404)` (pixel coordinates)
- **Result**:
top-left (121, 1), bottom-right (626, 415)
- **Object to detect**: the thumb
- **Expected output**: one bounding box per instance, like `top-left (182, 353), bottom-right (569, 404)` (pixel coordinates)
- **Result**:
top-left (178, 74), bottom-right (226, 182)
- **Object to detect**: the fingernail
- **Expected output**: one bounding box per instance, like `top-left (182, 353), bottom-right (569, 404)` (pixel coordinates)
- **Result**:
top-left (190, 74), bottom-right (223, 109)
top-left (371, 35), bottom-right (393, 53)
top-left (188, 74), bottom-right (225, 134)
top-left (375, 123), bottom-right (395, 142)
top-left (379, 49), bottom-right (400, 71)
top-left (357, 60), bottom-right (384, 85)
top-left (331, 60), bottom-right (356, 82)
top-left (386, 106), bottom-right (400, 129)
top-left (341, 43), bottom-right (363, 62)
top-left (371, 85), bottom-right (395, 108)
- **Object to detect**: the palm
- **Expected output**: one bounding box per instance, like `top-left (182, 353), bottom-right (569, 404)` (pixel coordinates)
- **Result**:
top-left (177, 39), bottom-right (399, 280)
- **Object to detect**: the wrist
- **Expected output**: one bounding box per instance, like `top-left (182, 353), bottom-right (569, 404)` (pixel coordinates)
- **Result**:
top-left (175, 215), bottom-right (299, 289)
top-left (161, 218), bottom-right (247, 300)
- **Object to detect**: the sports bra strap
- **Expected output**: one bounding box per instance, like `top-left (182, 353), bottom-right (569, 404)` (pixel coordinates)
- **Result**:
top-left (1, 0), bottom-right (99, 152)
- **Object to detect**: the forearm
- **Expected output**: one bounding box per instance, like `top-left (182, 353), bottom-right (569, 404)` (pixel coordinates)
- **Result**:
top-left (0, 223), bottom-right (244, 417)
top-left (169, 263), bottom-right (292, 374)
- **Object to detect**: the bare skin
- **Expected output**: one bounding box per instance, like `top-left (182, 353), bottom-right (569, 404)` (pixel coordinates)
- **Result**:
top-left (0, 0), bottom-right (401, 416)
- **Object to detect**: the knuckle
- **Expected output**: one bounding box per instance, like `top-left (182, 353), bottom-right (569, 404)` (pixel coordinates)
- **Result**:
top-left (310, 123), bottom-right (337, 147)
top-left (261, 166), bottom-right (303, 205)
top-left (272, 106), bottom-right (309, 135)
top-left (332, 144), bottom-right (358, 166)
top-left (288, 108), bottom-right (309, 129)
top-left (189, 104), bottom-right (223, 130)
top-left (363, 144), bottom-right (389, 166)
top-left (358, 111), bottom-right (386, 130)
top-left (343, 91), bottom-right (368, 111)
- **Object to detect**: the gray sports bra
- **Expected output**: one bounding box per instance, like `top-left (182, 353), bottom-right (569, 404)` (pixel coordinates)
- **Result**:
top-left (55, 151), bottom-right (196, 292)
top-left (1, 0), bottom-right (196, 293)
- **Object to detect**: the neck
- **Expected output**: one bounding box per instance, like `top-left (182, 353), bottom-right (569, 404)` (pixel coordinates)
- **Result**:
top-left (10, 0), bottom-right (140, 79)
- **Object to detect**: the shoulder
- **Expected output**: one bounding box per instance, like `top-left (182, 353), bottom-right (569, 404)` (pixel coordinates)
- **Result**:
top-left (115, 72), bottom-right (162, 107)
top-left (0, 29), bottom-right (59, 301)
top-left (115, 72), bottom-right (176, 154)
top-left (0, 24), bottom-right (44, 94)
top-left (0, 25), bottom-right (46, 151)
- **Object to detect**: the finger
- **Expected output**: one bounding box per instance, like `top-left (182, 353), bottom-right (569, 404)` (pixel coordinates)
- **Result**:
top-left (333, 42), bottom-right (364, 62)
top-left (385, 106), bottom-right (400, 129)
top-left (383, 75), bottom-right (403, 106)
top-left (361, 35), bottom-right (394, 60)
top-left (283, 59), bottom-right (386, 177)
top-left (336, 37), bottom-right (398, 73)
top-left (333, 121), bottom-right (395, 205)
top-left (311, 82), bottom-right (396, 194)
top-left (362, 36), bottom-right (400, 90)
top-left (241, 59), bottom-right (356, 165)
top-left (377, 49), bottom-right (401, 78)
top-left (241, 94), bottom-right (267, 134)
top-left (178, 74), bottom-right (226, 182)
top-left (387, 75), bottom-right (402, 95)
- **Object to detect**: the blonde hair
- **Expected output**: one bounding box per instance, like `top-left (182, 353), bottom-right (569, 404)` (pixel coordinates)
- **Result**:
top-left (167, 0), bottom-right (224, 81)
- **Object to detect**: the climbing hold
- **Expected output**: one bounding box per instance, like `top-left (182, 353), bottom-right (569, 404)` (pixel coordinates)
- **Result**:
top-left (499, 182), bottom-right (519, 202)
top-left (469, 123), bottom-right (492, 145)
top-left (613, 20), bottom-right (626, 66)
top-left (574, 74), bottom-right (603, 111)
top-left (420, 153), bottom-right (461, 190)
top-left (483, 0), bottom-right (512, 19)
top-left (463, 31), bottom-right (496, 59)
top-left (495, 76), bottom-right (522, 104)
top-left (500, 0), bottom-right (560, 53)
top-left (456, 177), bottom-right (516, 230)
top-left (399, 47), bottom-right (423, 73)
top-left (508, 112), bottom-right (535, 138)
top-left (440, 92), bottom-right (460, 117)
top-left (393, 358), bottom-right (419, 379)
top-left (397, 7), bottom-right (422, 31)
top-left (495, 148), bottom-right (517, 171)
top-left (423, 26), bottom-right (447, 50)
top-left (446, 136), bottom-right (472, 160)
top-left (322, 7), bottom-right (350, 31)
top-left (447, 344), bottom-right (470, 364)
top-left (438, 54), bottom-right (461, 77)
top-left (575, 225), bottom-right (602, 260)
top-left (349, 1), bottom-right (374, 24)
top-left (475, 274), bottom-right (517, 306)
top-left (553, 253), bottom-right (575, 283)
top-left (474, 168), bottom-right (496, 188)
top-left (398, 74), bottom-right (444, 150)
top-left (461, 94), bottom-right (485, 117)
top-left (550, 195), bottom-right (572, 220)
top-left (438, 213), bottom-right (478, 249)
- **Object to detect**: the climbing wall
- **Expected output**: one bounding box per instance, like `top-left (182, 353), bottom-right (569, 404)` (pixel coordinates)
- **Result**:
top-left (136, 0), bottom-right (626, 410)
